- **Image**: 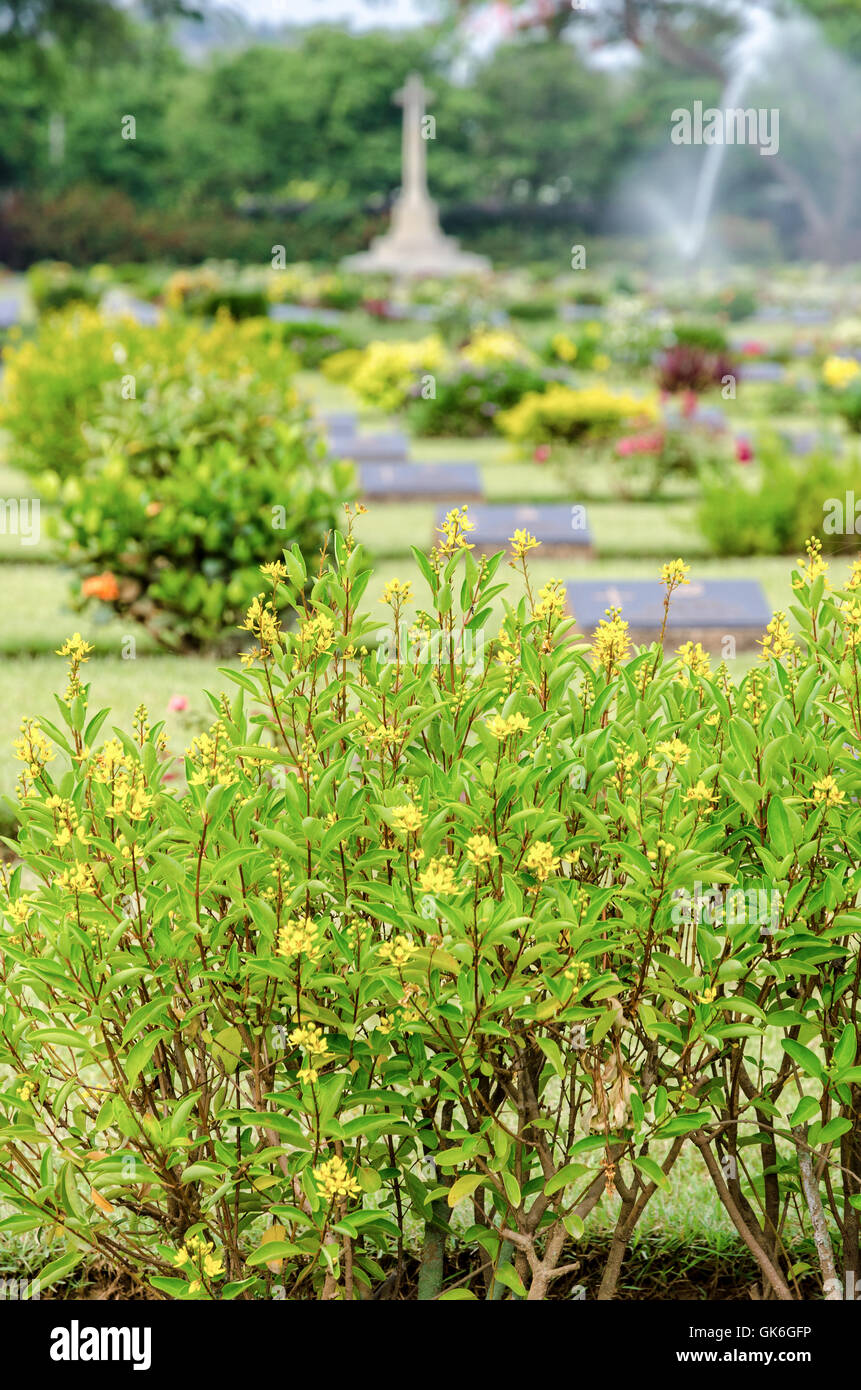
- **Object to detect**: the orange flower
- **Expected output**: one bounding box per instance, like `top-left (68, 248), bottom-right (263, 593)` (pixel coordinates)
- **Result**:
top-left (82, 572), bottom-right (120, 602)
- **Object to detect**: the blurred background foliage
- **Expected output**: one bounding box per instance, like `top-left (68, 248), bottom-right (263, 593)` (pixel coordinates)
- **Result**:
top-left (2, 0), bottom-right (860, 266)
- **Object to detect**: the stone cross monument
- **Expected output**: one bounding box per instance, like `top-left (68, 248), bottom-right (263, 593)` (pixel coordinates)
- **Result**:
top-left (344, 72), bottom-right (489, 278)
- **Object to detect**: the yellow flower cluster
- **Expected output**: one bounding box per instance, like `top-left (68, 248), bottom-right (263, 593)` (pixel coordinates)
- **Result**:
top-left (299, 611), bottom-right (336, 656)
top-left (564, 960), bottom-right (591, 985)
top-left (794, 537), bottom-right (829, 588)
top-left (380, 578), bottom-right (414, 607)
top-left (106, 769), bottom-right (153, 822)
top-left (510, 528), bottom-right (540, 560)
top-left (260, 560), bottom-right (288, 585)
top-left (240, 593), bottom-right (282, 665)
top-left (674, 641), bottom-right (712, 686)
top-left (56, 632), bottom-right (95, 704)
top-left (3, 896), bottom-right (36, 927)
top-left (14, 718), bottom-right (56, 782)
top-left (348, 335), bottom-right (448, 412)
top-left (461, 328), bottom-right (528, 367)
top-left (277, 915), bottom-right (321, 960)
top-left (434, 507), bottom-right (475, 561)
top-left (656, 737), bottom-right (690, 765)
top-left (186, 719), bottom-right (238, 789)
top-left (524, 840), bottom-right (560, 881)
top-left (46, 795), bottom-right (88, 847)
top-left (550, 332), bottom-right (578, 363)
top-left (590, 607), bottom-right (631, 674)
top-left (174, 1234), bottom-right (224, 1282)
top-left (842, 599), bottom-right (861, 646)
top-left (660, 559), bottom-right (690, 592)
top-left (495, 626), bottom-right (521, 671)
top-left (58, 863), bottom-right (97, 894)
top-left (314, 1154), bottom-right (362, 1202)
top-left (379, 934), bottom-right (417, 967)
top-left (759, 611), bottom-right (797, 662)
top-left (390, 804), bottom-right (424, 835)
top-left (532, 580), bottom-right (567, 622)
top-left (465, 834), bottom-right (500, 866)
top-left (418, 858), bottom-right (457, 895)
top-left (684, 780), bottom-right (718, 806)
top-left (289, 1022), bottom-right (328, 1057)
top-left (812, 775), bottom-right (845, 807)
top-left (486, 711), bottom-right (530, 739)
top-left (822, 355), bottom-right (861, 390)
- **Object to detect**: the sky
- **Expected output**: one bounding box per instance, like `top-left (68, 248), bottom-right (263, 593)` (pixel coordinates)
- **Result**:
top-left (219, 0), bottom-right (433, 27)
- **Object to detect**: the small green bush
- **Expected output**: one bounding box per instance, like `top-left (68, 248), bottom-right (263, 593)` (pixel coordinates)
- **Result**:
top-left (406, 362), bottom-right (550, 437)
top-left (698, 441), bottom-right (859, 556)
top-left (52, 367), bottom-right (352, 651)
top-left (672, 321), bottom-right (730, 354)
top-left (27, 261), bottom-right (101, 314)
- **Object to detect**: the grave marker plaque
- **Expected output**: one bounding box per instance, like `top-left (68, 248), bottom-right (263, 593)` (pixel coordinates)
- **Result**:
top-left (360, 461), bottom-right (483, 502)
top-left (330, 433), bottom-right (410, 464)
top-left (565, 578), bottom-right (771, 651)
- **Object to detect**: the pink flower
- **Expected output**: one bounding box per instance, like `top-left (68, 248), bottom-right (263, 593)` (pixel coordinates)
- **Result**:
top-left (616, 430), bottom-right (665, 457)
top-left (168, 694), bottom-right (189, 713)
top-left (735, 438), bottom-right (754, 464)
top-left (534, 444), bottom-right (551, 463)
top-left (740, 340), bottom-right (766, 358)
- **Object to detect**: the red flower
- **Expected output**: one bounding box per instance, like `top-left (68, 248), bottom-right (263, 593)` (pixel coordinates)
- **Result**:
top-left (735, 438), bottom-right (754, 463)
top-left (534, 444), bottom-right (551, 463)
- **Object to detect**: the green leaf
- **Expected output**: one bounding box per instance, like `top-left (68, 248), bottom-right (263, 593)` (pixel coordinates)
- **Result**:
top-left (492, 1263), bottom-right (528, 1298)
top-left (789, 1096), bottom-right (820, 1127)
top-left (211, 1026), bottom-right (244, 1073)
top-left (809, 1116), bottom-right (851, 1148)
top-left (126, 1031), bottom-right (167, 1087)
top-left (447, 1174), bottom-right (485, 1207)
top-left (782, 1039), bottom-right (824, 1082)
top-left (633, 1155), bottom-right (670, 1191)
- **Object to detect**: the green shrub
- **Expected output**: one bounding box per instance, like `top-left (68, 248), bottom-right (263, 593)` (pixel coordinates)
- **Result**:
top-left (183, 288), bottom-right (269, 320)
top-left (506, 297), bottom-right (557, 321)
top-left (2, 522), bottom-right (860, 1301)
top-left (281, 321), bottom-right (359, 370)
top-left (27, 261), bottom-right (101, 314)
top-left (672, 321), bottom-right (729, 354)
top-left (700, 286), bottom-right (758, 322)
top-left (698, 441), bottom-right (859, 555)
top-left (51, 366), bottom-right (352, 651)
top-left (406, 361), bottom-right (550, 437)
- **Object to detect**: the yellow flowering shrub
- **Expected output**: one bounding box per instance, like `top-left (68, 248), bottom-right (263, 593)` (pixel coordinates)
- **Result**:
top-left (342, 335), bottom-right (448, 412)
top-left (0, 306), bottom-right (294, 481)
top-left (1, 528), bottom-right (861, 1302)
top-left (498, 382), bottom-right (660, 445)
